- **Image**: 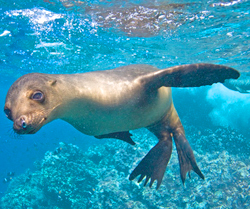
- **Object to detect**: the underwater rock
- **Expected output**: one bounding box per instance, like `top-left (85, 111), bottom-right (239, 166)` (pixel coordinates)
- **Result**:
top-left (1, 128), bottom-right (250, 208)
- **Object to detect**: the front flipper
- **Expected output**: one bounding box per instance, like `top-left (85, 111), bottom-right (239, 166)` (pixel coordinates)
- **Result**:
top-left (129, 133), bottom-right (172, 189)
top-left (173, 130), bottom-right (204, 184)
top-left (138, 63), bottom-right (240, 89)
top-left (95, 131), bottom-right (135, 145)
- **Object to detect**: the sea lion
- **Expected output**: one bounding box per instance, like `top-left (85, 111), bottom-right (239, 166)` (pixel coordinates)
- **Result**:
top-left (4, 63), bottom-right (239, 189)
top-left (223, 74), bottom-right (250, 93)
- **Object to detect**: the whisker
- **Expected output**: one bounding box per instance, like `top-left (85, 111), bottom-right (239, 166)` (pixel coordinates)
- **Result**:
top-left (6, 126), bottom-right (13, 135)
top-left (3, 120), bottom-right (21, 140)
top-left (49, 102), bottom-right (62, 113)
top-left (6, 126), bottom-right (22, 140)
top-left (6, 128), bottom-right (14, 139)
top-left (13, 131), bottom-right (23, 140)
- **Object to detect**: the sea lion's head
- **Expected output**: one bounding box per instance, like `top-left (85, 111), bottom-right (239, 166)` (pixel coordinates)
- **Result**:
top-left (4, 73), bottom-right (60, 134)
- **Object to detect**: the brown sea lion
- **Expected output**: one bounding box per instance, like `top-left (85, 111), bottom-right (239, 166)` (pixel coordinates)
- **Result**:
top-left (4, 63), bottom-right (239, 189)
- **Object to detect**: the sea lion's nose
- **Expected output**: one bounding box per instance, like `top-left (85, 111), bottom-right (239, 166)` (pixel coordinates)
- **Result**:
top-left (14, 115), bottom-right (28, 133)
top-left (21, 118), bottom-right (27, 129)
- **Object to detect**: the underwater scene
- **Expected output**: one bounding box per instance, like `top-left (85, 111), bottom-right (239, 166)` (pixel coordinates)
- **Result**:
top-left (0, 0), bottom-right (250, 208)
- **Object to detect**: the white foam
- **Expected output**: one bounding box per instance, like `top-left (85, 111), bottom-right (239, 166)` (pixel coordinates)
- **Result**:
top-left (36, 42), bottom-right (66, 48)
top-left (212, 0), bottom-right (244, 7)
top-left (0, 30), bottom-right (11, 37)
top-left (5, 8), bottom-right (64, 25)
top-left (206, 84), bottom-right (250, 131)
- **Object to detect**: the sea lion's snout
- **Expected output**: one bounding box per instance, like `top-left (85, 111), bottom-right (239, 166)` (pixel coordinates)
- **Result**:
top-left (4, 105), bottom-right (46, 135)
top-left (13, 113), bottom-right (47, 134)
top-left (13, 115), bottom-right (30, 134)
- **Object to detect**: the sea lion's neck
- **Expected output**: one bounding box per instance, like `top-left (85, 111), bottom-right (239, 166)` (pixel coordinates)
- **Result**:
top-left (51, 73), bottom-right (91, 121)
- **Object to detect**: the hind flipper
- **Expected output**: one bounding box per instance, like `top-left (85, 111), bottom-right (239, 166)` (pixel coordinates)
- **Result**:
top-left (95, 131), bottom-right (135, 145)
top-left (129, 131), bottom-right (172, 189)
top-left (173, 129), bottom-right (204, 184)
top-left (138, 63), bottom-right (240, 89)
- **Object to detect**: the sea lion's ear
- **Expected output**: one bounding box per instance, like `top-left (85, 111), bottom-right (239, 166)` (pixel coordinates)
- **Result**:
top-left (48, 80), bottom-right (57, 86)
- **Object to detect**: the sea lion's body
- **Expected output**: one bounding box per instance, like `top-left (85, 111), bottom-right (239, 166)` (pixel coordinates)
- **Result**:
top-left (4, 64), bottom-right (240, 189)
top-left (53, 66), bottom-right (172, 135)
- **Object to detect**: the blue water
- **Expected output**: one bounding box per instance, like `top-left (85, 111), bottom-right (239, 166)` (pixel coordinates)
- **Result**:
top-left (0, 0), bottom-right (250, 207)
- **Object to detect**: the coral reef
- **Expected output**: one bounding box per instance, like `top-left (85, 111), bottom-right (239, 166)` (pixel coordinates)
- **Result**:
top-left (1, 127), bottom-right (250, 208)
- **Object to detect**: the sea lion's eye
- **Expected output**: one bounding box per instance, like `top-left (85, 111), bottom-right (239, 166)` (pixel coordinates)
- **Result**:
top-left (31, 91), bottom-right (44, 102)
top-left (4, 108), bottom-right (12, 120)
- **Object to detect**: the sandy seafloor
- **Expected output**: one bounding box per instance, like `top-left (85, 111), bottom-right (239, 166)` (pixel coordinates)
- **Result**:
top-left (0, 0), bottom-right (250, 208)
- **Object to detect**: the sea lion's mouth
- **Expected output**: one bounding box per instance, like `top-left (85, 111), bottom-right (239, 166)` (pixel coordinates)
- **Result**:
top-left (14, 127), bottom-right (37, 135)
top-left (27, 129), bottom-right (38, 134)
